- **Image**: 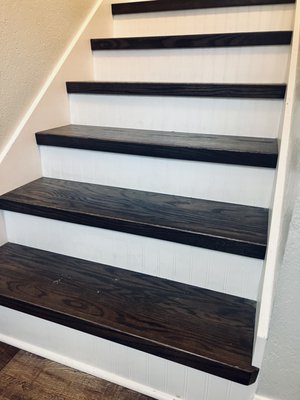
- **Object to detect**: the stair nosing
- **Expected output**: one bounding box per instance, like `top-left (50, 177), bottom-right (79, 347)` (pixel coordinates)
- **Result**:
top-left (112, 0), bottom-right (296, 15)
top-left (66, 82), bottom-right (286, 99)
top-left (0, 242), bottom-right (259, 385)
top-left (36, 125), bottom-right (278, 168)
top-left (91, 31), bottom-right (292, 51)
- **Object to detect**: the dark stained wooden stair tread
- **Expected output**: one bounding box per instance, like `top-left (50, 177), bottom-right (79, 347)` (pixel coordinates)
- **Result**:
top-left (66, 82), bottom-right (286, 99)
top-left (0, 242), bottom-right (259, 385)
top-left (36, 124), bottom-right (278, 168)
top-left (0, 178), bottom-right (268, 259)
top-left (91, 31), bottom-right (292, 51)
top-left (112, 0), bottom-right (295, 15)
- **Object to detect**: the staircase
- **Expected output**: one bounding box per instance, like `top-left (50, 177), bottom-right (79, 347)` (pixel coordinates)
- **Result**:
top-left (0, 1), bottom-right (296, 399)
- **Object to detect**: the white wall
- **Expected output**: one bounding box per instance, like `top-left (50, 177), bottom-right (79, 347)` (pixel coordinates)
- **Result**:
top-left (256, 175), bottom-right (300, 400)
top-left (0, 0), bottom-right (98, 245)
top-left (255, 28), bottom-right (300, 395)
top-left (253, 1), bottom-right (300, 366)
top-left (0, 0), bottom-right (112, 245)
top-left (0, 0), bottom-right (97, 152)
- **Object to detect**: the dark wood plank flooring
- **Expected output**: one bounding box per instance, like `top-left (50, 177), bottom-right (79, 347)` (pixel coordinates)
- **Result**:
top-left (36, 124), bottom-right (278, 167)
top-left (0, 342), bottom-right (154, 399)
top-left (91, 31), bottom-right (292, 51)
top-left (0, 343), bottom-right (18, 372)
top-left (112, 0), bottom-right (295, 15)
top-left (0, 178), bottom-right (268, 258)
top-left (0, 243), bottom-right (259, 385)
top-left (66, 82), bottom-right (286, 99)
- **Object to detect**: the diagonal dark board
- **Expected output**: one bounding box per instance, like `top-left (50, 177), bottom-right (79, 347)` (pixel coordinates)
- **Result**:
top-left (112, 0), bottom-right (295, 15)
top-left (66, 82), bottom-right (286, 99)
top-left (91, 31), bottom-right (292, 50)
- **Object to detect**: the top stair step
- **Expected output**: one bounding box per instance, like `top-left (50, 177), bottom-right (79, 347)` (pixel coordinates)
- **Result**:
top-left (0, 177), bottom-right (268, 259)
top-left (91, 31), bottom-right (292, 51)
top-left (0, 242), bottom-right (258, 385)
top-left (36, 124), bottom-right (278, 168)
top-left (112, 0), bottom-right (295, 15)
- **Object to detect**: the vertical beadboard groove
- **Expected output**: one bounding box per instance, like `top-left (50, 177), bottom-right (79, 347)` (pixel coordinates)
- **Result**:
top-left (226, 382), bottom-right (233, 400)
top-left (183, 367), bottom-right (189, 400)
top-left (204, 375), bottom-right (210, 400)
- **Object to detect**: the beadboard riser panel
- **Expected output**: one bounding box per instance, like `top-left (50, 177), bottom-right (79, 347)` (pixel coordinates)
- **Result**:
top-left (94, 46), bottom-right (290, 84)
top-left (113, 5), bottom-right (294, 37)
top-left (0, 211), bottom-right (6, 245)
top-left (40, 146), bottom-right (275, 208)
top-left (69, 94), bottom-right (283, 138)
top-left (4, 212), bottom-right (263, 300)
top-left (0, 307), bottom-right (258, 400)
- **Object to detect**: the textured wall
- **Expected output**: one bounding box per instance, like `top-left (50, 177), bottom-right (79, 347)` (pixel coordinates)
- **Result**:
top-left (0, 0), bottom-right (97, 152)
top-left (257, 176), bottom-right (300, 400)
top-left (256, 29), bottom-right (300, 400)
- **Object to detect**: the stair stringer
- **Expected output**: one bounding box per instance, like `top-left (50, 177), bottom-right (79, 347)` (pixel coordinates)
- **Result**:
top-left (253, 0), bottom-right (300, 367)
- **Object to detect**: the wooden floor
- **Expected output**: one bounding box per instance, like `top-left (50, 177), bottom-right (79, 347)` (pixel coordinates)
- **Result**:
top-left (0, 342), bottom-right (153, 400)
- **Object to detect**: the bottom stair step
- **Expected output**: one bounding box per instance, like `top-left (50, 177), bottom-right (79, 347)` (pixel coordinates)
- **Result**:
top-left (0, 342), bottom-right (154, 399)
top-left (0, 243), bottom-right (259, 385)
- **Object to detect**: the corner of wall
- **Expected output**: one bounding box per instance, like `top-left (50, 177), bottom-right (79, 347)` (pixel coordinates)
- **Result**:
top-left (253, 0), bottom-right (300, 364)
top-left (0, 211), bottom-right (7, 245)
top-left (0, 0), bottom-right (112, 196)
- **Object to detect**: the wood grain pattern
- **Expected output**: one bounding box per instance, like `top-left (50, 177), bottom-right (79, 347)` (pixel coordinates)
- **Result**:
top-left (0, 243), bottom-right (259, 385)
top-left (91, 31), bottom-right (292, 51)
top-left (0, 178), bottom-right (268, 258)
top-left (0, 346), bottom-right (154, 399)
top-left (36, 124), bottom-right (278, 168)
top-left (0, 343), bottom-right (19, 372)
top-left (112, 0), bottom-right (296, 15)
top-left (66, 82), bottom-right (286, 99)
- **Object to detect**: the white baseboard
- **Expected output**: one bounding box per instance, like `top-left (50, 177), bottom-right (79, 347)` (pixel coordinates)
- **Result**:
top-left (0, 333), bottom-right (176, 400)
top-left (254, 395), bottom-right (274, 400)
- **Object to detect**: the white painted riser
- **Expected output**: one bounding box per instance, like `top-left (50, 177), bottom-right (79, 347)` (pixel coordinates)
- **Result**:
top-left (0, 307), bottom-right (258, 400)
top-left (113, 5), bottom-right (294, 37)
top-left (94, 46), bottom-right (290, 84)
top-left (4, 212), bottom-right (263, 300)
top-left (40, 146), bottom-right (275, 208)
top-left (70, 94), bottom-right (283, 138)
